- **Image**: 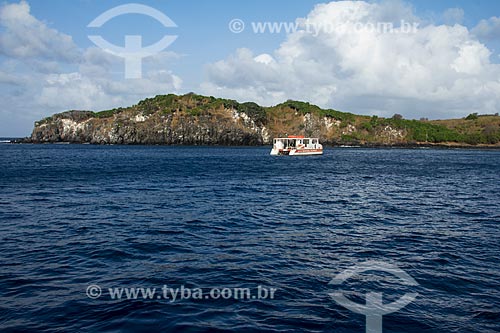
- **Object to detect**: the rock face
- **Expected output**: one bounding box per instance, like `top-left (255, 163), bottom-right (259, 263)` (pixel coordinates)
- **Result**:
top-left (29, 95), bottom-right (270, 145)
top-left (31, 110), bottom-right (266, 145)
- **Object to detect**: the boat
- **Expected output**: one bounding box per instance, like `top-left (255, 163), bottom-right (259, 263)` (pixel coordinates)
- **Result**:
top-left (270, 136), bottom-right (323, 156)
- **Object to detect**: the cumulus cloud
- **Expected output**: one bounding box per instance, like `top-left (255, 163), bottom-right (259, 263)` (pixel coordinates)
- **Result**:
top-left (32, 46), bottom-right (181, 109)
top-left (0, 1), bottom-right (79, 61)
top-left (472, 16), bottom-right (500, 41)
top-left (37, 73), bottom-right (181, 112)
top-left (37, 47), bottom-right (182, 112)
top-left (203, 1), bottom-right (500, 119)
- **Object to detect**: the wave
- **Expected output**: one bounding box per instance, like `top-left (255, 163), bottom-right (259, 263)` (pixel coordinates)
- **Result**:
top-left (0, 137), bottom-right (18, 142)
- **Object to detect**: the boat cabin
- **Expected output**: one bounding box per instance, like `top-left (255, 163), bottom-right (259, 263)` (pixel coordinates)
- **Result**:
top-left (271, 136), bottom-right (323, 156)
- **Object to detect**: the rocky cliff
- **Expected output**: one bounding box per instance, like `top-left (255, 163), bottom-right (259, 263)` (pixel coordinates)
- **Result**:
top-left (26, 93), bottom-right (500, 146)
top-left (29, 95), bottom-right (270, 145)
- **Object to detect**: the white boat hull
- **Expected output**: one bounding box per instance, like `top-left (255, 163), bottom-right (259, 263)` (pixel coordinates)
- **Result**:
top-left (270, 148), bottom-right (323, 156)
top-left (290, 149), bottom-right (323, 156)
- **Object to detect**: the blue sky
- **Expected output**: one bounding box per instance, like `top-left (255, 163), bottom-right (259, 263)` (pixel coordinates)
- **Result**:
top-left (1, 0), bottom-right (500, 136)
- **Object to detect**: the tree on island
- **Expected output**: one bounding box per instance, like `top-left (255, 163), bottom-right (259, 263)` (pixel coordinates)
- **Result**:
top-left (465, 113), bottom-right (479, 120)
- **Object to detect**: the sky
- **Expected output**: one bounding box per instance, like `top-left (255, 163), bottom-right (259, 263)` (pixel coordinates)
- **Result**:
top-left (1, 0), bottom-right (500, 136)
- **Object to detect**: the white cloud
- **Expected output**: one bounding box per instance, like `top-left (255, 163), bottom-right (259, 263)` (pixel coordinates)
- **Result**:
top-left (37, 48), bottom-right (183, 112)
top-left (472, 16), bottom-right (500, 41)
top-left (203, 1), bottom-right (500, 119)
top-left (451, 42), bottom-right (491, 75)
top-left (254, 53), bottom-right (276, 65)
top-left (0, 1), bottom-right (79, 61)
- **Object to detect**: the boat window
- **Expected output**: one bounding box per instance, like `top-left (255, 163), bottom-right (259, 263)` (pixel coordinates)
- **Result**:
top-left (303, 139), bottom-right (309, 145)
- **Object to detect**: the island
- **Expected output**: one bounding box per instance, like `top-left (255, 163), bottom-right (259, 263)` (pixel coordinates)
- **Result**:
top-left (22, 93), bottom-right (500, 147)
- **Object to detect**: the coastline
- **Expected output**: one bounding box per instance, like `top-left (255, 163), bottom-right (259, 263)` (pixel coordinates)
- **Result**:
top-left (8, 138), bottom-right (500, 149)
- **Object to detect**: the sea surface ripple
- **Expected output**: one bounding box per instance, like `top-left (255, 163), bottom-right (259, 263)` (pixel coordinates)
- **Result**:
top-left (0, 145), bottom-right (499, 332)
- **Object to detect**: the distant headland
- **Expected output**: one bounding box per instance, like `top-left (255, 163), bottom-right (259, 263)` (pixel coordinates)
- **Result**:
top-left (19, 93), bottom-right (500, 148)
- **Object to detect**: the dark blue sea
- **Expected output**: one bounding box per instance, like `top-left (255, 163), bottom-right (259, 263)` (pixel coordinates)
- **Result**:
top-left (0, 144), bottom-right (499, 332)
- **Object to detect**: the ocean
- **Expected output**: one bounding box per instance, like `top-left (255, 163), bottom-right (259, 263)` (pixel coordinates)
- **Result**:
top-left (0, 144), bottom-right (499, 332)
